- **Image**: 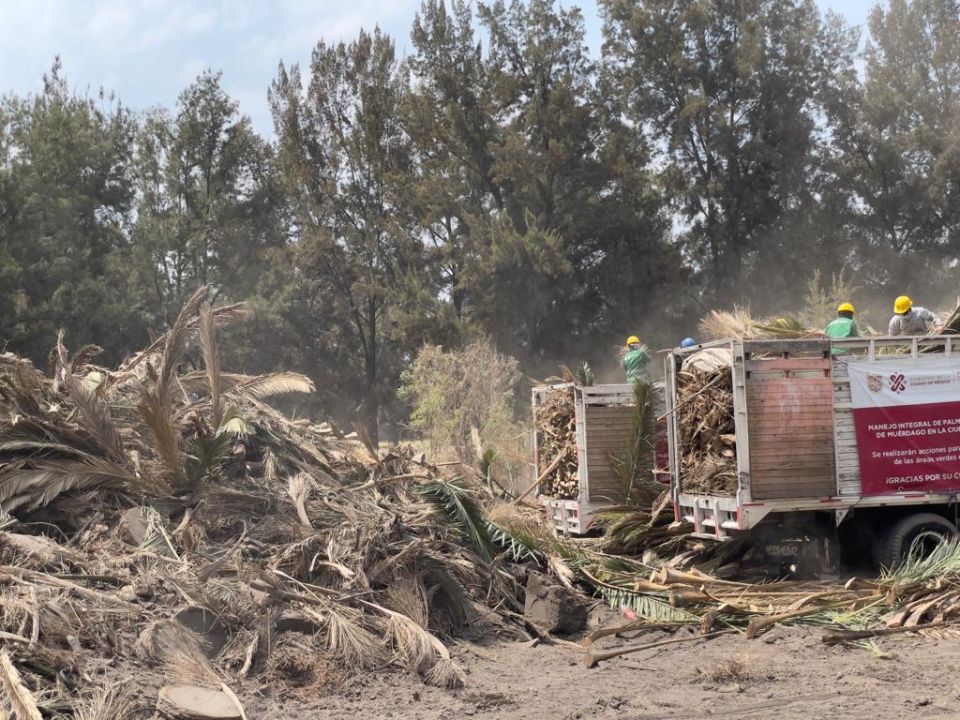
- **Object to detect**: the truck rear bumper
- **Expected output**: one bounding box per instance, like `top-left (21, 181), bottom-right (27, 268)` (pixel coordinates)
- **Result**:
top-left (677, 491), bottom-right (960, 539)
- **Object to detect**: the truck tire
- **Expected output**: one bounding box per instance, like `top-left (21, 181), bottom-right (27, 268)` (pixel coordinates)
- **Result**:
top-left (876, 513), bottom-right (957, 569)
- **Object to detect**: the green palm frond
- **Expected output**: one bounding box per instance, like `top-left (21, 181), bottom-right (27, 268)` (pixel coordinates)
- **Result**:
top-left (183, 432), bottom-right (233, 487)
top-left (486, 520), bottom-right (543, 563)
top-left (576, 362), bottom-right (594, 387)
top-left (477, 449), bottom-right (496, 482)
top-left (415, 479), bottom-right (497, 562)
top-left (880, 536), bottom-right (960, 586)
top-left (598, 587), bottom-right (699, 623)
top-left (140, 506), bottom-right (179, 559)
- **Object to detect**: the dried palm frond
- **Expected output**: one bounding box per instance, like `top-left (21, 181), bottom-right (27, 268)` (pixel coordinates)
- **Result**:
top-left (0, 457), bottom-right (141, 513)
top-left (699, 308), bottom-right (760, 341)
top-left (369, 600), bottom-right (463, 687)
top-left (0, 650), bottom-right (42, 720)
top-left (69, 344), bottom-right (105, 374)
top-left (324, 606), bottom-right (386, 669)
top-left (756, 316), bottom-right (819, 338)
top-left (61, 383), bottom-right (126, 462)
top-left (158, 287), bottom-right (210, 409)
top-left (137, 389), bottom-right (182, 489)
top-left (384, 571), bottom-right (430, 628)
top-left (384, 611), bottom-right (434, 671)
top-left (227, 373), bottom-right (315, 400)
top-left (199, 303), bottom-right (223, 429)
top-left (137, 620), bottom-right (219, 687)
top-left (287, 473), bottom-right (314, 529)
top-left (72, 683), bottom-right (137, 720)
top-left (423, 655), bottom-right (466, 689)
top-left (0, 286), bottom-right (530, 701)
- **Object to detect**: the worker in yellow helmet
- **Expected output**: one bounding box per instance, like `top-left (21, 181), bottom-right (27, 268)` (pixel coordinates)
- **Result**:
top-left (623, 335), bottom-right (650, 383)
top-left (825, 302), bottom-right (859, 355)
top-left (888, 296), bottom-right (936, 336)
top-left (825, 303), bottom-right (859, 340)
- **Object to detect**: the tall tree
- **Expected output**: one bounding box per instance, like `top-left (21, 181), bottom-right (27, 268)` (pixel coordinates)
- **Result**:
top-left (270, 29), bottom-right (432, 441)
top-left (405, 0), bottom-right (500, 321)
top-left (0, 60), bottom-right (144, 363)
top-left (829, 0), bottom-right (960, 293)
top-left (132, 70), bottom-right (285, 323)
top-left (601, 0), bottom-right (835, 305)
top-left (469, 0), bottom-right (674, 364)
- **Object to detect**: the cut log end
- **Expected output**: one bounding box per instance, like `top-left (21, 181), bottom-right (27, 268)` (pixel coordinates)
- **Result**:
top-left (156, 685), bottom-right (242, 720)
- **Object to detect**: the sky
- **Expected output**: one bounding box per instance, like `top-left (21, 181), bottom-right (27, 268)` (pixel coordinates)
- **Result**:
top-left (0, 0), bottom-right (877, 136)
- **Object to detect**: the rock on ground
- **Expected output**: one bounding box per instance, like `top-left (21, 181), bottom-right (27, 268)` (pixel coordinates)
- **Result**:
top-left (523, 573), bottom-right (587, 634)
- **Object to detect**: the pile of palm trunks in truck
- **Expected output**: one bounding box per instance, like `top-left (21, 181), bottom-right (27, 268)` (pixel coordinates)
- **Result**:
top-left (534, 387), bottom-right (579, 499)
top-left (676, 352), bottom-right (737, 496)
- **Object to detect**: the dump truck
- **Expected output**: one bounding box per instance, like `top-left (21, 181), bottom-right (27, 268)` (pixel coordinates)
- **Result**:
top-left (665, 335), bottom-right (960, 570)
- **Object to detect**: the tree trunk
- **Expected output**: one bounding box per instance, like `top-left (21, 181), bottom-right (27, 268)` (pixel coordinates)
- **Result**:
top-left (363, 298), bottom-right (379, 445)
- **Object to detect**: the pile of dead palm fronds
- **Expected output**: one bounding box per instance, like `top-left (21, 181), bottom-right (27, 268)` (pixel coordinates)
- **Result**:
top-left (534, 387), bottom-right (579, 499)
top-left (0, 287), bottom-right (540, 716)
top-left (699, 308), bottom-right (822, 341)
top-left (676, 366), bottom-right (737, 496)
top-left (577, 536), bottom-right (960, 666)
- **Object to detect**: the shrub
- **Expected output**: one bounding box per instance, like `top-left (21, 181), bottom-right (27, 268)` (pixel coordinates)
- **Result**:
top-left (399, 340), bottom-right (526, 483)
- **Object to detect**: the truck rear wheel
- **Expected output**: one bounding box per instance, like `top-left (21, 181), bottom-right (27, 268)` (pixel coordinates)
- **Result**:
top-left (876, 513), bottom-right (957, 570)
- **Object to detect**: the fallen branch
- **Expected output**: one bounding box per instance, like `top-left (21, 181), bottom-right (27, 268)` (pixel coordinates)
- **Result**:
top-left (582, 629), bottom-right (735, 668)
top-left (821, 618), bottom-right (958, 645)
top-left (581, 620), bottom-right (683, 648)
top-left (514, 453), bottom-right (564, 505)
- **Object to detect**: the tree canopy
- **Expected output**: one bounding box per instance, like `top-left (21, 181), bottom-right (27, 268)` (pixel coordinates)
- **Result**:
top-left (2, 1), bottom-right (960, 437)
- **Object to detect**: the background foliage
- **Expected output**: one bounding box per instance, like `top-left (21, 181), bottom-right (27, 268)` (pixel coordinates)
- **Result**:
top-left (2, 0), bottom-right (960, 440)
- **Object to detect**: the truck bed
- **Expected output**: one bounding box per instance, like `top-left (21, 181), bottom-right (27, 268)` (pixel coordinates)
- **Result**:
top-left (667, 336), bottom-right (960, 538)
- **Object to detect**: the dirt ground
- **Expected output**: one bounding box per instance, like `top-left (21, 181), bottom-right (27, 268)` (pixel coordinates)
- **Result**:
top-left (109, 613), bottom-right (960, 719)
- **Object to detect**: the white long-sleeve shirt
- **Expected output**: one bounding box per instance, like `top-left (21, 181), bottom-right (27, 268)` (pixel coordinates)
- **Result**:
top-left (888, 307), bottom-right (936, 336)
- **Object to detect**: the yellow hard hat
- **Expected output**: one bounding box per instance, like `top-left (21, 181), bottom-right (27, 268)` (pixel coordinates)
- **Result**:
top-left (837, 302), bottom-right (855, 315)
top-left (626, 335), bottom-right (640, 347)
top-left (894, 295), bottom-right (912, 314)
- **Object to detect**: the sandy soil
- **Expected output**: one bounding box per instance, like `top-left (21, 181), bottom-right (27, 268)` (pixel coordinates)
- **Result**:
top-left (111, 616), bottom-right (960, 719)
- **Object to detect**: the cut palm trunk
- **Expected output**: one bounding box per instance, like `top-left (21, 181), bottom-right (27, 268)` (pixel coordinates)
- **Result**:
top-left (676, 366), bottom-right (737, 496)
top-left (533, 387), bottom-right (579, 500)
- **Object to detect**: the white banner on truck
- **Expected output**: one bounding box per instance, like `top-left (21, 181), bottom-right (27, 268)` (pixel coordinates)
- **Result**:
top-left (847, 358), bottom-right (960, 409)
top-left (846, 357), bottom-right (960, 496)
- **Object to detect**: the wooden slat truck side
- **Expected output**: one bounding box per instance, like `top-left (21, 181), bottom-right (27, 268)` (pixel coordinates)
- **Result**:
top-left (666, 336), bottom-right (960, 568)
